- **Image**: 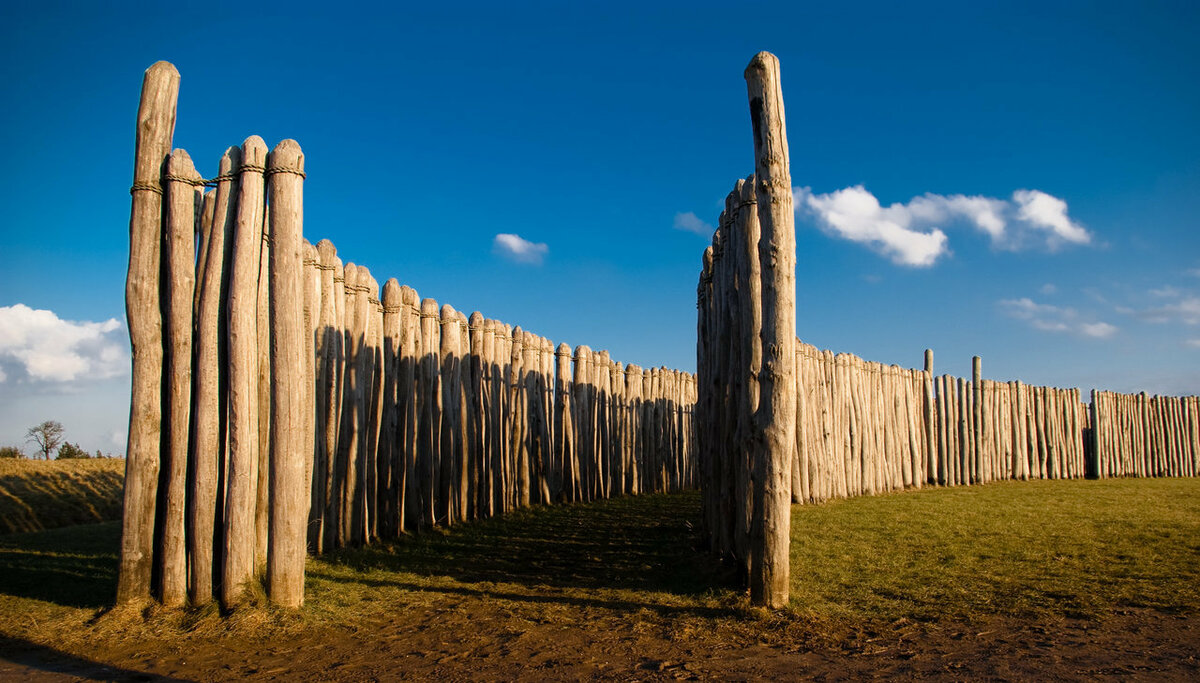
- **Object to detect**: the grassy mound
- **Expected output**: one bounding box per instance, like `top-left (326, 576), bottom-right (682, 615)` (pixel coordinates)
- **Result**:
top-left (0, 458), bottom-right (124, 534)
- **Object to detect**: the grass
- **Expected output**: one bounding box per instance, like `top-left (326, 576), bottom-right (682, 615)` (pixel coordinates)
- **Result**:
top-left (0, 458), bottom-right (124, 534)
top-left (790, 478), bottom-right (1200, 623)
top-left (0, 476), bottom-right (1197, 664)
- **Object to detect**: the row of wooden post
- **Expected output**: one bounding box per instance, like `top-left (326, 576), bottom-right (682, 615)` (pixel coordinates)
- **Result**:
top-left (1092, 391), bottom-right (1200, 478)
top-left (300, 242), bottom-right (699, 556)
top-left (119, 61), bottom-right (697, 611)
top-left (794, 344), bottom-right (1096, 503)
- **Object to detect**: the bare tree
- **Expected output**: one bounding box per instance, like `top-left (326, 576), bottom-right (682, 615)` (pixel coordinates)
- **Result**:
top-left (26, 421), bottom-right (65, 460)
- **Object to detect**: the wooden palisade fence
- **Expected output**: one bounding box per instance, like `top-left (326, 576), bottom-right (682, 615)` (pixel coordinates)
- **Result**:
top-left (697, 52), bottom-right (1200, 609)
top-left (118, 61), bottom-right (697, 609)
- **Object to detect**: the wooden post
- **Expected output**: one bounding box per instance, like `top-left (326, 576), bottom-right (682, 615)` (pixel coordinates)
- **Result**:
top-left (221, 135), bottom-right (266, 608)
top-left (972, 356), bottom-right (983, 485)
top-left (160, 148), bottom-right (200, 607)
top-left (119, 60), bottom-right (179, 606)
top-left (399, 286), bottom-right (421, 529)
top-left (264, 140), bottom-right (307, 607)
top-left (417, 298), bottom-right (441, 529)
top-left (255, 203), bottom-right (272, 571)
top-left (468, 312), bottom-right (486, 515)
top-left (439, 304), bottom-right (461, 524)
top-left (189, 146), bottom-right (238, 604)
top-left (746, 51), bottom-right (796, 608)
top-left (312, 239), bottom-right (340, 551)
top-left (380, 279), bottom-right (403, 538)
top-left (302, 241), bottom-right (320, 547)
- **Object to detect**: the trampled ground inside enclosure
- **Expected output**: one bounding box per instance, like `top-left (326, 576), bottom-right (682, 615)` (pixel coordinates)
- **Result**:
top-left (1, 481), bottom-right (1199, 681)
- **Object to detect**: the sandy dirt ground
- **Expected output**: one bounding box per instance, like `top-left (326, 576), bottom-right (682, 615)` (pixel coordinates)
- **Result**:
top-left (2, 597), bottom-right (1197, 681)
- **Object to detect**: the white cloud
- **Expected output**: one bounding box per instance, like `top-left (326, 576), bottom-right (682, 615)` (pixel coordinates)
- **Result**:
top-left (1040, 283), bottom-right (1057, 295)
top-left (492, 233), bottom-right (548, 265)
top-left (1149, 285), bottom-right (1180, 298)
top-left (998, 297), bottom-right (1117, 339)
top-left (1185, 338), bottom-right (1200, 349)
top-left (0, 304), bottom-right (128, 384)
top-left (1011, 189), bottom-right (1091, 247)
top-left (1079, 322), bottom-right (1118, 338)
top-left (794, 185), bottom-right (1091, 266)
top-left (673, 211), bottom-right (713, 236)
top-left (795, 185), bottom-right (949, 266)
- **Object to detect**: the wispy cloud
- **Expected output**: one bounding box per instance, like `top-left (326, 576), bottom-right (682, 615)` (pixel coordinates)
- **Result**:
top-left (998, 297), bottom-right (1117, 338)
top-left (673, 211), bottom-right (713, 236)
top-left (492, 233), bottom-right (548, 265)
top-left (1116, 287), bottom-right (1200, 326)
top-left (794, 186), bottom-right (1091, 267)
top-left (1040, 283), bottom-right (1057, 295)
top-left (0, 304), bottom-right (128, 384)
top-left (1185, 338), bottom-right (1200, 349)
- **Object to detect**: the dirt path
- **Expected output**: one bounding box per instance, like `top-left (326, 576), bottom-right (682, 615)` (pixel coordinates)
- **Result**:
top-left (3, 596), bottom-right (1198, 681)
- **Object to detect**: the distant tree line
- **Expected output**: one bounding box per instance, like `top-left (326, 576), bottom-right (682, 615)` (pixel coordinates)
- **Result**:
top-left (0, 420), bottom-right (122, 459)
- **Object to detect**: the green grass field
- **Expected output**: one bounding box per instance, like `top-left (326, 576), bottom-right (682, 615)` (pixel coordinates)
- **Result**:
top-left (789, 478), bottom-right (1200, 623)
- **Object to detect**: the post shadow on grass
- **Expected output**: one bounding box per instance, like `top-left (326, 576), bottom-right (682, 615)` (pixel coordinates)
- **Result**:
top-left (0, 521), bottom-right (120, 608)
top-left (313, 491), bottom-right (737, 600)
top-left (0, 634), bottom-right (193, 683)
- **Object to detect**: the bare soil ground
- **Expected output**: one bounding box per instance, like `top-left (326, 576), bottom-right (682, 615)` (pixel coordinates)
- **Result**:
top-left (1, 487), bottom-right (1198, 681)
top-left (2, 599), bottom-right (1197, 680)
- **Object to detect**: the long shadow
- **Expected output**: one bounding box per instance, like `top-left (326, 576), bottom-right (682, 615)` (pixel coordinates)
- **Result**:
top-left (311, 572), bottom-right (740, 619)
top-left (317, 490), bottom-right (735, 598)
top-left (0, 633), bottom-right (192, 682)
top-left (0, 521), bottom-right (119, 608)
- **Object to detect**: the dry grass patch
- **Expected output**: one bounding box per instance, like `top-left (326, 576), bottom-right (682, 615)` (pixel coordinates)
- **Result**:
top-left (0, 458), bottom-right (124, 534)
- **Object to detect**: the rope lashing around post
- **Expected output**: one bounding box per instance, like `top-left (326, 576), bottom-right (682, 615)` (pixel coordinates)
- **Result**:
top-left (130, 162), bottom-right (298, 195)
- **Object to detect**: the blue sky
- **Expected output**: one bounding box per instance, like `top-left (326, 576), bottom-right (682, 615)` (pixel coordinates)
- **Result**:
top-left (1, 1), bottom-right (1197, 454)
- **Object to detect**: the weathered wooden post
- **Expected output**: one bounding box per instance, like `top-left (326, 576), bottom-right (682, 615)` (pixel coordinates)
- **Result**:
top-left (266, 139), bottom-right (307, 608)
top-left (303, 241), bottom-right (321, 546)
top-left (972, 356), bottom-right (983, 485)
top-left (254, 203), bottom-right (273, 571)
top-left (379, 279), bottom-right (403, 538)
top-left (189, 146), bottom-right (238, 604)
top-left (468, 312), bottom-right (487, 516)
top-left (417, 298), bottom-right (441, 529)
top-left (119, 61), bottom-right (179, 606)
top-left (745, 51), bottom-right (796, 608)
top-left (160, 148), bottom-right (200, 608)
top-left (221, 136), bottom-right (266, 608)
top-left (312, 239), bottom-right (340, 551)
top-left (399, 286), bottom-right (421, 529)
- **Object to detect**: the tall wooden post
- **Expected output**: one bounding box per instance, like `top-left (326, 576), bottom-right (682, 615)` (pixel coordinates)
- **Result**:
top-left (221, 135), bottom-right (267, 608)
top-left (119, 60), bottom-right (179, 607)
top-left (266, 139), bottom-right (307, 608)
top-left (189, 146), bottom-right (238, 604)
top-left (972, 356), bottom-right (982, 484)
top-left (160, 148), bottom-right (200, 608)
top-left (746, 51), bottom-right (796, 608)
